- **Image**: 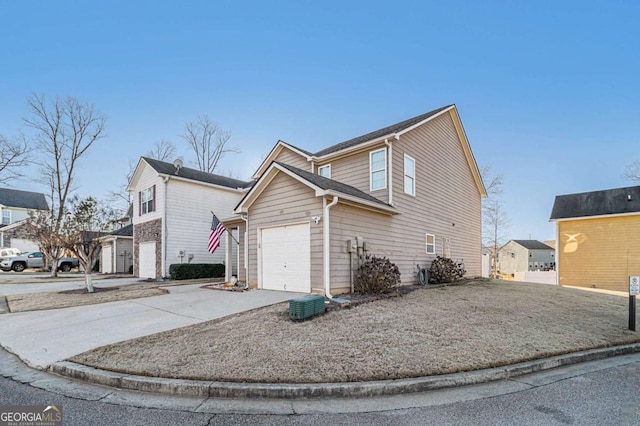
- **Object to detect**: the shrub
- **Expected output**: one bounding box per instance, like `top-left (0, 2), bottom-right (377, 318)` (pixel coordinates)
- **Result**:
top-left (354, 255), bottom-right (401, 294)
top-left (128, 264), bottom-right (133, 274)
top-left (428, 256), bottom-right (465, 284)
top-left (169, 263), bottom-right (225, 280)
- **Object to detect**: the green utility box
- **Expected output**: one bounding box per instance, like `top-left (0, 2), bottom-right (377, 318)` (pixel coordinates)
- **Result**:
top-left (289, 295), bottom-right (326, 320)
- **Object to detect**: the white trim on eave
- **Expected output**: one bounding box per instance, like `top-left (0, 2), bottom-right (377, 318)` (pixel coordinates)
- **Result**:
top-left (156, 173), bottom-right (248, 193)
top-left (550, 211), bottom-right (640, 222)
top-left (252, 141), bottom-right (313, 179)
top-left (395, 105), bottom-right (455, 137)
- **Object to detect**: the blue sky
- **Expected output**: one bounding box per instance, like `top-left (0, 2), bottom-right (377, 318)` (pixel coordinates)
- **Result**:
top-left (1, 1), bottom-right (638, 241)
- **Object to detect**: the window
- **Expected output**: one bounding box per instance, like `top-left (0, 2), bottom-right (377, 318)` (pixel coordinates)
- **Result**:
top-left (425, 233), bottom-right (435, 254)
top-left (140, 186), bottom-right (155, 215)
top-left (1, 210), bottom-right (10, 225)
top-left (318, 164), bottom-right (331, 178)
top-left (369, 148), bottom-right (387, 191)
top-left (404, 154), bottom-right (415, 195)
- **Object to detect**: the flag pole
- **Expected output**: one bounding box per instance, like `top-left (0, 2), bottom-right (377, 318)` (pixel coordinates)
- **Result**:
top-left (211, 211), bottom-right (240, 245)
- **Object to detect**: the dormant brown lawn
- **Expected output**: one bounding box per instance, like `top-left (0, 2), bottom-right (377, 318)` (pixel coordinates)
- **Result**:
top-left (69, 280), bottom-right (640, 383)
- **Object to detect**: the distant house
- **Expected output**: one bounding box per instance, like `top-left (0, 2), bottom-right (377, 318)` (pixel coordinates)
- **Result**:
top-left (0, 188), bottom-right (49, 252)
top-left (550, 185), bottom-right (640, 292)
top-left (98, 224), bottom-right (133, 274)
top-left (127, 157), bottom-right (251, 279)
top-left (497, 240), bottom-right (555, 277)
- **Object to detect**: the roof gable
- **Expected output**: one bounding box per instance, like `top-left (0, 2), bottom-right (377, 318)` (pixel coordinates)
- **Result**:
top-left (0, 188), bottom-right (49, 211)
top-left (251, 140), bottom-right (313, 179)
top-left (550, 185), bottom-right (640, 220)
top-left (128, 157), bottom-right (252, 192)
top-left (236, 162), bottom-right (397, 215)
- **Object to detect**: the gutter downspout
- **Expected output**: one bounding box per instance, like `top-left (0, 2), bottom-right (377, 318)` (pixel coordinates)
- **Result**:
top-left (162, 176), bottom-right (169, 278)
top-left (323, 196), bottom-right (339, 298)
top-left (241, 214), bottom-right (249, 284)
top-left (385, 139), bottom-right (393, 206)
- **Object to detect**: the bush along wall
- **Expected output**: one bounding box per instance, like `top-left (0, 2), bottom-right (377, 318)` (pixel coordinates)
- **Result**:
top-left (169, 263), bottom-right (225, 280)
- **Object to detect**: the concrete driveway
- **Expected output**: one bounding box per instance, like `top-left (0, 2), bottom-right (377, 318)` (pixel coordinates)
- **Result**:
top-left (0, 283), bottom-right (303, 369)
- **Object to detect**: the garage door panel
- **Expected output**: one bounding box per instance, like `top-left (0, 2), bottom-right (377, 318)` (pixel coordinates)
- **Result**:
top-left (139, 241), bottom-right (156, 279)
top-left (261, 223), bottom-right (310, 293)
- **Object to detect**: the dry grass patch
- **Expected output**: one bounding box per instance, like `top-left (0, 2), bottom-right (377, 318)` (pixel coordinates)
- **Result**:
top-left (6, 278), bottom-right (218, 313)
top-left (69, 280), bottom-right (640, 383)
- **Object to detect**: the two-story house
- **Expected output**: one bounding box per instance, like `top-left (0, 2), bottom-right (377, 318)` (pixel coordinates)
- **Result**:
top-left (224, 104), bottom-right (486, 295)
top-left (550, 185), bottom-right (640, 292)
top-left (0, 188), bottom-right (49, 252)
top-left (127, 157), bottom-right (251, 279)
top-left (497, 240), bottom-right (555, 277)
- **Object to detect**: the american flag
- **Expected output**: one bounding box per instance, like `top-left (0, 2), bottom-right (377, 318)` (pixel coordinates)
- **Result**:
top-left (208, 212), bottom-right (225, 254)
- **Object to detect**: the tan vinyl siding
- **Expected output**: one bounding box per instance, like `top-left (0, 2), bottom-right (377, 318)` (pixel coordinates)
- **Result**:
top-left (558, 215), bottom-right (640, 292)
top-left (321, 148), bottom-right (390, 204)
top-left (390, 111), bottom-right (482, 277)
top-left (273, 147), bottom-right (310, 170)
top-left (247, 172), bottom-right (324, 290)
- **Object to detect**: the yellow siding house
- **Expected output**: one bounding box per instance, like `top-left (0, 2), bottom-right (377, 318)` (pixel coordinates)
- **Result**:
top-left (550, 185), bottom-right (640, 292)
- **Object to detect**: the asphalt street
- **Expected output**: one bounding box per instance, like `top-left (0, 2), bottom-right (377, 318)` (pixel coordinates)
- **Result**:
top-left (1, 353), bottom-right (639, 425)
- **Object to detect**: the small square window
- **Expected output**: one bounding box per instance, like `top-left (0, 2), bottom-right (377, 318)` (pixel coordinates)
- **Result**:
top-left (425, 233), bottom-right (435, 254)
top-left (318, 165), bottom-right (331, 179)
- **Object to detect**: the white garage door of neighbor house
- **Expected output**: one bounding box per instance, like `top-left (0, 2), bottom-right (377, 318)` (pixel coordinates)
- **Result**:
top-left (261, 223), bottom-right (310, 292)
top-left (102, 246), bottom-right (113, 274)
top-left (11, 239), bottom-right (39, 253)
top-left (139, 241), bottom-right (156, 279)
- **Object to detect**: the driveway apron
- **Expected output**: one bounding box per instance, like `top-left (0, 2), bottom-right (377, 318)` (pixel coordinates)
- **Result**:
top-left (0, 284), bottom-right (303, 369)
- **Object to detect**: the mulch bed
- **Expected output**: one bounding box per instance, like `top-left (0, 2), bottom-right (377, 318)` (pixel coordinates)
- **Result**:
top-left (200, 283), bottom-right (248, 292)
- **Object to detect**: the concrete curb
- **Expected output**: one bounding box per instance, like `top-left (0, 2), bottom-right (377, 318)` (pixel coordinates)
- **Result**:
top-left (50, 342), bottom-right (640, 399)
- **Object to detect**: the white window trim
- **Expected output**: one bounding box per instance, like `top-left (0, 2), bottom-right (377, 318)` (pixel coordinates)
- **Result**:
top-left (141, 187), bottom-right (154, 215)
top-left (318, 164), bottom-right (331, 179)
top-left (369, 148), bottom-right (387, 192)
top-left (404, 153), bottom-right (416, 196)
top-left (1, 210), bottom-right (11, 225)
top-left (426, 233), bottom-right (436, 254)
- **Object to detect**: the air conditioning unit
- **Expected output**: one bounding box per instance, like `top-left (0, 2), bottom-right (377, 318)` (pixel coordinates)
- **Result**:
top-left (289, 295), bottom-right (325, 320)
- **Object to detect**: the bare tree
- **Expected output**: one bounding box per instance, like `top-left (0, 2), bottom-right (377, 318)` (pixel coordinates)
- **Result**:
top-left (22, 94), bottom-right (107, 276)
top-left (146, 139), bottom-right (177, 162)
top-left (480, 165), bottom-right (510, 277)
top-left (181, 115), bottom-right (238, 173)
top-left (623, 160), bottom-right (640, 184)
top-left (61, 196), bottom-right (117, 292)
top-left (0, 133), bottom-right (31, 184)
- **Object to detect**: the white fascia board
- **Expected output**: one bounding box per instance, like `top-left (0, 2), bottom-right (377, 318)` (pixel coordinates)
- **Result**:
top-left (252, 141), bottom-right (313, 179)
top-left (550, 211), bottom-right (640, 222)
top-left (235, 164), bottom-right (286, 214)
top-left (395, 105), bottom-right (455, 137)
top-left (126, 157), bottom-right (148, 192)
top-left (158, 174), bottom-right (248, 193)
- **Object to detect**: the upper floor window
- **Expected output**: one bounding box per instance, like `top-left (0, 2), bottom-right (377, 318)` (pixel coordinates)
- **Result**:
top-left (140, 186), bottom-right (155, 215)
top-left (425, 233), bottom-right (435, 254)
top-left (318, 164), bottom-right (331, 179)
top-left (369, 148), bottom-right (387, 191)
top-left (2, 210), bottom-right (10, 225)
top-left (404, 154), bottom-right (416, 196)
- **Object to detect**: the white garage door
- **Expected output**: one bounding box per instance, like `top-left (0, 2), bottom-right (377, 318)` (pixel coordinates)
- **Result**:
top-left (261, 223), bottom-right (310, 292)
top-left (139, 241), bottom-right (156, 279)
top-left (10, 238), bottom-right (39, 253)
top-left (102, 245), bottom-right (113, 274)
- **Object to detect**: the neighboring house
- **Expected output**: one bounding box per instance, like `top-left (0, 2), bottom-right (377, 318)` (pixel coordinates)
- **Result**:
top-left (127, 157), bottom-right (251, 279)
top-left (0, 188), bottom-right (49, 252)
top-left (497, 240), bottom-right (555, 277)
top-left (99, 224), bottom-right (134, 274)
top-left (550, 185), bottom-right (640, 292)
top-left (224, 104), bottom-right (486, 295)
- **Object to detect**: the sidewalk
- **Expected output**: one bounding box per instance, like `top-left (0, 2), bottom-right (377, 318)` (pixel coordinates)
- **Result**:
top-left (0, 284), bottom-right (303, 369)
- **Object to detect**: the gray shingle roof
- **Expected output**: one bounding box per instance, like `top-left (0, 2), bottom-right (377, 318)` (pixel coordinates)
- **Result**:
top-left (512, 240), bottom-right (554, 250)
top-left (143, 157), bottom-right (252, 189)
top-left (110, 224), bottom-right (133, 237)
top-left (0, 188), bottom-right (49, 210)
top-left (313, 105), bottom-right (453, 157)
top-left (276, 162), bottom-right (390, 207)
top-left (550, 185), bottom-right (640, 220)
